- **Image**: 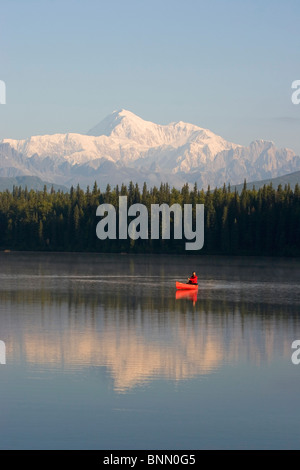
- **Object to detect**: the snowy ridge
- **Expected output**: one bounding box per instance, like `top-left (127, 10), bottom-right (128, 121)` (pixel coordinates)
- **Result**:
top-left (1, 109), bottom-right (299, 189)
top-left (3, 109), bottom-right (239, 166)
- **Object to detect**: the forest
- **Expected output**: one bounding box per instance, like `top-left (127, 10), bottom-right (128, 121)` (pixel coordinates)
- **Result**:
top-left (0, 180), bottom-right (299, 256)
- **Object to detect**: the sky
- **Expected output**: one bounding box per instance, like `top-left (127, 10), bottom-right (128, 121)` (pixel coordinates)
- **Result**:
top-left (1, 0), bottom-right (300, 153)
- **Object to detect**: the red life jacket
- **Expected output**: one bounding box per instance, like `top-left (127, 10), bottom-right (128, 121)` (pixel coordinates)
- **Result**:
top-left (189, 275), bottom-right (198, 284)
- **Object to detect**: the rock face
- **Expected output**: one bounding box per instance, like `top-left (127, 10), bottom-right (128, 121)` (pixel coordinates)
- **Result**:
top-left (1, 109), bottom-right (300, 189)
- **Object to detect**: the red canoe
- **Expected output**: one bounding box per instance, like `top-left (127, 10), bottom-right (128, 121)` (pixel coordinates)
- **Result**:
top-left (176, 281), bottom-right (198, 290)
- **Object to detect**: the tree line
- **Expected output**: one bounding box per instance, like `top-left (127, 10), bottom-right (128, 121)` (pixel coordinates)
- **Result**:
top-left (0, 180), bottom-right (299, 255)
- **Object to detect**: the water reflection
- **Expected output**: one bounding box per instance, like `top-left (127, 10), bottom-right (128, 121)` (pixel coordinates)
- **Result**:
top-left (1, 253), bottom-right (300, 450)
top-left (1, 271), bottom-right (300, 392)
top-left (175, 289), bottom-right (198, 304)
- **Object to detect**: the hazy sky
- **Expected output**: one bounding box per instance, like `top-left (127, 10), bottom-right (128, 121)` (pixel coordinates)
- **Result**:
top-left (1, 0), bottom-right (300, 153)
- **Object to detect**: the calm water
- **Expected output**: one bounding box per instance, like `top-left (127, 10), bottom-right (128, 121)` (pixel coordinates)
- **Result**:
top-left (0, 252), bottom-right (300, 450)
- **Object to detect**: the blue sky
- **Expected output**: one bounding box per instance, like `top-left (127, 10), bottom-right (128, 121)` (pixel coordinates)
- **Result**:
top-left (1, 0), bottom-right (300, 153)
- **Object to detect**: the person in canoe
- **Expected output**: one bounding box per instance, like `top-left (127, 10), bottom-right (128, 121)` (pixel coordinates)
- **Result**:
top-left (188, 271), bottom-right (198, 285)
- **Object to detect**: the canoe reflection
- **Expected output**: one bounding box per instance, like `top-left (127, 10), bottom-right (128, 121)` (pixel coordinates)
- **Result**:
top-left (175, 289), bottom-right (198, 305)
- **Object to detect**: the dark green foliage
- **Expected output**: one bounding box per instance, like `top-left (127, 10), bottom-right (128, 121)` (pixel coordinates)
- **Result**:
top-left (0, 181), bottom-right (299, 255)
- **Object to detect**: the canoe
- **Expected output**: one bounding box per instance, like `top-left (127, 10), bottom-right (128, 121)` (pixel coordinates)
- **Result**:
top-left (176, 281), bottom-right (198, 290)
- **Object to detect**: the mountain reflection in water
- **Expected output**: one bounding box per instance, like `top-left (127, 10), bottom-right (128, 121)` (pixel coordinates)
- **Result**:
top-left (1, 269), bottom-right (299, 392)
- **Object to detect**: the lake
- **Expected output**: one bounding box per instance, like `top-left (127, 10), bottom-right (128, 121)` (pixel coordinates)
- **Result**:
top-left (0, 252), bottom-right (300, 450)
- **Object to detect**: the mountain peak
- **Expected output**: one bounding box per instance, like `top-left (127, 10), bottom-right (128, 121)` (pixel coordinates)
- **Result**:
top-left (117, 108), bottom-right (136, 117)
top-left (87, 109), bottom-right (151, 137)
top-left (1, 110), bottom-right (299, 190)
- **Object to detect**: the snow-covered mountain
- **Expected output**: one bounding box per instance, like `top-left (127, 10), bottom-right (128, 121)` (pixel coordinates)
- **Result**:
top-left (1, 109), bottom-right (300, 189)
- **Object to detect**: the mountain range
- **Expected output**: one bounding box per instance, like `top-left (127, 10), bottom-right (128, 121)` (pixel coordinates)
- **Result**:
top-left (1, 109), bottom-right (300, 190)
top-left (233, 170), bottom-right (300, 193)
top-left (0, 176), bottom-right (68, 192)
